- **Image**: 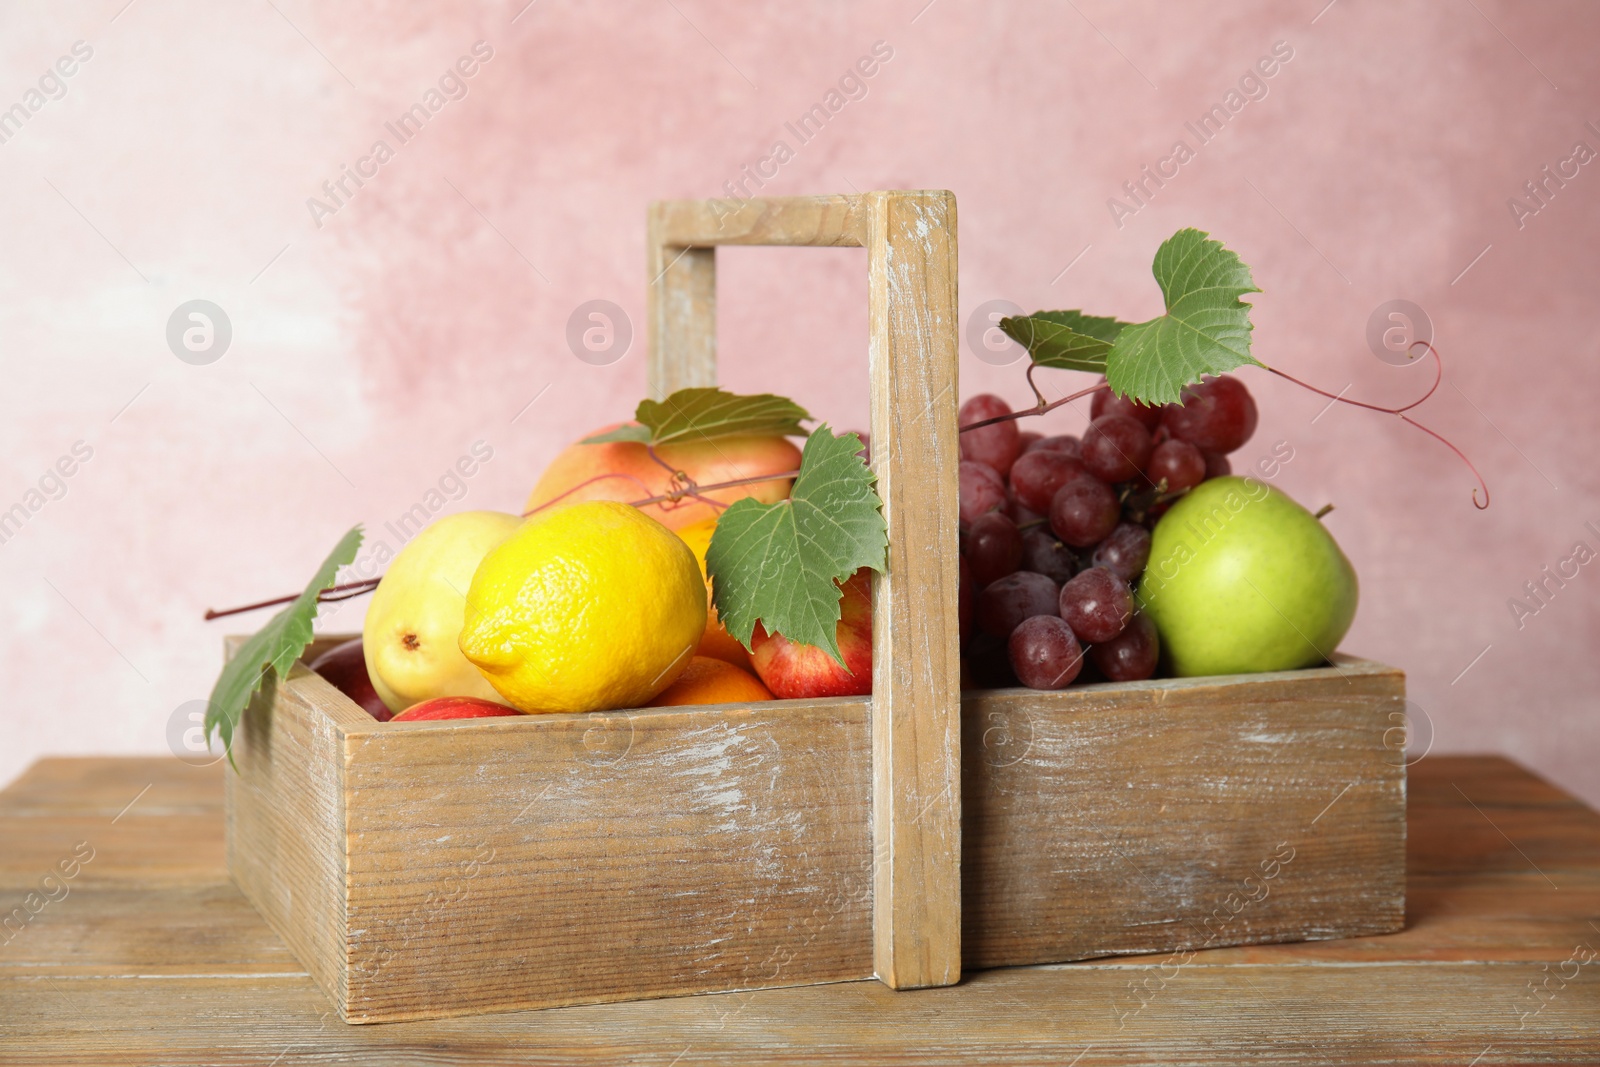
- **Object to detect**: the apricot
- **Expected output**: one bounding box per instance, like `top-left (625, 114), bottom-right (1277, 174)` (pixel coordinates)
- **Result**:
top-left (525, 428), bottom-right (801, 532)
top-left (648, 656), bottom-right (773, 707)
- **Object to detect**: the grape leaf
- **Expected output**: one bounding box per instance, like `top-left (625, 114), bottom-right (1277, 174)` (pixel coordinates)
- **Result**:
top-left (205, 526), bottom-right (364, 763)
top-left (1000, 310), bottom-right (1133, 373)
top-left (583, 387), bottom-right (810, 446)
top-left (1104, 228), bottom-right (1263, 405)
top-left (705, 426), bottom-right (885, 665)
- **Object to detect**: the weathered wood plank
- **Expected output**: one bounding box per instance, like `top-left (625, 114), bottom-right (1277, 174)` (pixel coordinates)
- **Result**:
top-left (3, 961), bottom-right (1595, 1065)
top-left (642, 191), bottom-right (964, 992)
top-left (337, 695), bottom-right (876, 1022)
top-left (651, 194), bottom-right (867, 249)
top-left (225, 665), bottom-right (350, 1014)
top-left (863, 189), bottom-right (963, 990)
top-left (960, 661), bottom-right (1407, 968)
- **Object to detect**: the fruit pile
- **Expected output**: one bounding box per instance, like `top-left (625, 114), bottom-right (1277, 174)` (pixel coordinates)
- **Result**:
top-left (957, 375), bottom-right (1258, 690)
top-left (306, 424), bottom-right (856, 721)
top-left (205, 222), bottom-right (1451, 750)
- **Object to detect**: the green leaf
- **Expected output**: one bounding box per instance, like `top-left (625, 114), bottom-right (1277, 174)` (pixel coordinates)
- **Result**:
top-left (1001, 310), bottom-right (1133, 373)
top-left (205, 526), bottom-right (364, 764)
top-left (1104, 228), bottom-right (1263, 405)
top-left (582, 388), bottom-right (810, 446)
top-left (705, 426), bottom-right (885, 665)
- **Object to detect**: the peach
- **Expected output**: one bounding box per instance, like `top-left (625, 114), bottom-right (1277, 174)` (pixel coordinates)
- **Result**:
top-left (525, 428), bottom-right (801, 531)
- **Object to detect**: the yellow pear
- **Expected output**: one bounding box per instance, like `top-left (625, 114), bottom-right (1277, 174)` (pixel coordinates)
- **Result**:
top-left (363, 510), bottom-right (524, 714)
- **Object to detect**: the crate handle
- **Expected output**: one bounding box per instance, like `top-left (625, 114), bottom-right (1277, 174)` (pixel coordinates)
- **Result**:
top-left (646, 191), bottom-right (962, 990)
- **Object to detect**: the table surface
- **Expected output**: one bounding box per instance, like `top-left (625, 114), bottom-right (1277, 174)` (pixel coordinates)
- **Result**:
top-left (0, 754), bottom-right (1595, 1066)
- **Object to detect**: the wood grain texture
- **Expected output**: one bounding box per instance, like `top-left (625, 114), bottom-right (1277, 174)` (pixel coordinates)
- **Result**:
top-left (642, 191), bottom-right (964, 991)
top-left (646, 195), bottom-right (866, 398)
top-left (2, 754), bottom-right (1596, 1065)
top-left (218, 648), bottom-right (1405, 1021)
top-left (651, 194), bottom-right (867, 249)
top-left (336, 693), bottom-right (876, 1022)
top-left (224, 664), bottom-right (351, 1013)
top-left (863, 189), bottom-right (963, 989)
top-left (962, 658), bottom-right (1408, 968)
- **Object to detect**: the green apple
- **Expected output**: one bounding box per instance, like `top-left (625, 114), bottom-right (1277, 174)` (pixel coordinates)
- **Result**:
top-left (363, 510), bottom-right (524, 714)
top-left (1137, 476), bottom-right (1358, 676)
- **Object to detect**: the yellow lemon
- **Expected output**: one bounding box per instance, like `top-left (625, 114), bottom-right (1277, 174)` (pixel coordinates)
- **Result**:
top-left (674, 516), bottom-right (755, 670)
top-left (458, 501), bottom-right (706, 713)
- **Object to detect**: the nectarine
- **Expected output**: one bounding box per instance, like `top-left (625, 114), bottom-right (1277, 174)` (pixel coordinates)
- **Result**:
top-left (526, 428), bottom-right (801, 532)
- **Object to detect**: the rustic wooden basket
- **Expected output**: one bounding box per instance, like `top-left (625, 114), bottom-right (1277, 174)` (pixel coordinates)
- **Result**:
top-left (224, 191), bottom-right (1406, 1024)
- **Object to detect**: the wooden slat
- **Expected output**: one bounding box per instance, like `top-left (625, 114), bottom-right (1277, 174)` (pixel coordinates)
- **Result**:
top-left (336, 694), bottom-right (876, 1022)
top-left (961, 660), bottom-right (1406, 968)
top-left (645, 233), bottom-right (714, 397)
top-left (863, 189), bottom-right (963, 989)
top-left (651, 194), bottom-right (867, 249)
top-left (642, 191), bottom-right (964, 991)
top-left (3, 962), bottom-right (1595, 1065)
top-left (224, 666), bottom-right (351, 1014)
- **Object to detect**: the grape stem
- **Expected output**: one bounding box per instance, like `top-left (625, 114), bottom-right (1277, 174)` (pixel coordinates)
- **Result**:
top-left (203, 577), bottom-right (382, 621)
top-left (957, 382), bottom-right (1108, 433)
top-left (203, 468), bottom-right (804, 621)
top-left (1261, 342), bottom-right (1489, 509)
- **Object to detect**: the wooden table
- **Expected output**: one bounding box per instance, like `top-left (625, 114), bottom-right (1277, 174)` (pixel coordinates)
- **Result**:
top-left (1, 755), bottom-right (1595, 1065)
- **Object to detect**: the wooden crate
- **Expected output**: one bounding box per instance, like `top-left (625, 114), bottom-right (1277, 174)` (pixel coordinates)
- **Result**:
top-left (224, 191), bottom-right (1405, 1024)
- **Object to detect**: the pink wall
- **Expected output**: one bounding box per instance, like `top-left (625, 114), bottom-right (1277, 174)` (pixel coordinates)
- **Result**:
top-left (2, 1), bottom-right (1596, 803)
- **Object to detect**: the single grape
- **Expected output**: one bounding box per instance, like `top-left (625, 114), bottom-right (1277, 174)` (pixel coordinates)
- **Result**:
top-left (1009, 448), bottom-right (1087, 515)
top-left (1081, 414), bottom-right (1154, 483)
top-left (977, 570), bottom-right (1060, 640)
top-left (1017, 431), bottom-right (1041, 453)
top-left (1161, 374), bottom-right (1258, 453)
top-left (958, 555), bottom-right (974, 646)
top-left (1007, 491), bottom-right (1046, 529)
top-left (1090, 522), bottom-right (1152, 583)
top-left (1031, 434), bottom-right (1083, 459)
top-left (1008, 615), bottom-right (1084, 690)
top-left (1059, 566), bottom-right (1135, 643)
top-left (1048, 475), bottom-right (1121, 547)
top-left (967, 511), bottom-right (1022, 585)
top-left (959, 394), bottom-right (1023, 478)
top-left (1091, 383), bottom-right (1163, 430)
top-left (1203, 450), bottom-right (1232, 479)
top-left (1020, 528), bottom-right (1077, 583)
top-left (1092, 612), bottom-right (1160, 681)
top-left (1145, 438), bottom-right (1207, 493)
top-left (959, 460), bottom-right (1007, 526)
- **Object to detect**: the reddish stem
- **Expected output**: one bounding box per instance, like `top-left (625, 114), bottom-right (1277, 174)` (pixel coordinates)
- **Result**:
top-left (522, 471), bottom-right (656, 517)
top-left (1263, 342), bottom-right (1488, 508)
top-left (624, 470), bottom-right (799, 510)
top-left (1265, 340), bottom-right (1443, 417)
top-left (958, 383), bottom-right (1108, 433)
top-left (203, 577), bottom-right (381, 621)
top-left (206, 469), bottom-right (805, 621)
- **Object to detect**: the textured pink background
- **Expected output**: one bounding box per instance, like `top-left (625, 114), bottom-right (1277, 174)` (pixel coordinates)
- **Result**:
top-left (1, 1), bottom-right (1596, 803)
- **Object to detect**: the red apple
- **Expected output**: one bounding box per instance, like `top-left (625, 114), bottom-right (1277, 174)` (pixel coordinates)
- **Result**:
top-left (309, 638), bottom-right (392, 722)
top-left (391, 696), bottom-right (523, 721)
top-left (750, 570), bottom-right (873, 698)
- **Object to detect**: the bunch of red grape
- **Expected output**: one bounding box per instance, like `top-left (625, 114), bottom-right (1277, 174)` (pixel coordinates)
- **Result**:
top-left (957, 374), bottom-right (1258, 690)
